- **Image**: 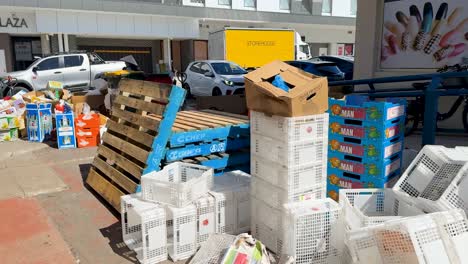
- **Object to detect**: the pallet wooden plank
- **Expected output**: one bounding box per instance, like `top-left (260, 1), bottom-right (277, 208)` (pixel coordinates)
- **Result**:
top-left (192, 110), bottom-right (248, 124)
top-left (97, 145), bottom-right (143, 178)
top-left (146, 114), bottom-right (191, 131)
top-left (86, 168), bottom-right (125, 212)
top-left (106, 119), bottom-right (154, 148)
top-left (119, 79), bottom-right (171, 101)
top-left (114, 95), bottom-right (166, 115)
top-left (178, 112), bottom-right (234, 126)
top-left (93, 157), bottom-right (138, 193)
top-left (182, 111), bottom-right (244, 125)
top-left (112, 108), bottom-right (160, 131)
top-left (173, 116), bottom-right (213, 129)
top-left (102, 133), bottom-right (149, 163)
top-left (199, 109), bottom-right (249, 121)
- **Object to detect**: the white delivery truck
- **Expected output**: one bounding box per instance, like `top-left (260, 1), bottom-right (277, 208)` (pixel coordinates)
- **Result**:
top-left (208, 27), bottom-right (311, 69)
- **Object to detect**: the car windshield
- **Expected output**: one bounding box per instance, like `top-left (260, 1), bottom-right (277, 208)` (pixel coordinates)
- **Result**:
top-left (211, 62), bottom-right (246, 75)
top-left (316, 65), bottom-right (342, 75)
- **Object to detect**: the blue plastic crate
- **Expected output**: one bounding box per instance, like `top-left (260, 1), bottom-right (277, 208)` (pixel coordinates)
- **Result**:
top-left (329, 116), bottom-right (404, 141)
top-left (328, 134), bottom-right (403, 161)
top-left (328, 96), bottom-right (406, 123)
top-left (328, 151), bottom-right (402, 178)
top-left (326, 167), bottom-right (402, 201)
top-left (26, 103), bottom-right (53, 142)
top-left (55, 112), bottom-right (76, 149)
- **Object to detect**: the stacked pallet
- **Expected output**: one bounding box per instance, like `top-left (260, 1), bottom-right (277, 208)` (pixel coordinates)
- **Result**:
top-left (86, 79), bottom-right (249, 212)
top-left (249, 110), bottom-right (331, 258)
top-left (327, 96), bottom-right (407, 201)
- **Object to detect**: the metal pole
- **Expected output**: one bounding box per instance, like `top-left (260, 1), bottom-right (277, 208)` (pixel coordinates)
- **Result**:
top-left (422, 77), bottom-right (442, 146)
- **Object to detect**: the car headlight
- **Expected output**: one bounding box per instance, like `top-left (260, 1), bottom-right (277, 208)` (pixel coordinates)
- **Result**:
top-left (222, 79), bottom-right (234, 86)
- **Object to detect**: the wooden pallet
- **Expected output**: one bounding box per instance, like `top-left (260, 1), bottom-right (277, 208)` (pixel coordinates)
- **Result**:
top-left (86, 79), bottom-right (251, 212)
top-left (86, 79), bottom-right (185, 211)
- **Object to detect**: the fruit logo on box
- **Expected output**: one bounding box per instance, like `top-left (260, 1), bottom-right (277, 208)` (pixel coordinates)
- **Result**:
top-left (367, 107), bottom-right (382, 120)
top-left (330, 104), bottom-right (366, 119)
top-left (328, 190), bottom-right (339, 201)
top-left (330, 122), bottom-right (365, 138)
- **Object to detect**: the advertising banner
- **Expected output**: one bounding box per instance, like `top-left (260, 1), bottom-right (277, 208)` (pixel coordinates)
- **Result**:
top-left (381, 0), bottom-right (467, 69)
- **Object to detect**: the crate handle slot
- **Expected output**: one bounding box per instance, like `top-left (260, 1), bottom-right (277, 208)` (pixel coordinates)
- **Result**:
top-left (389, 154), bottom-right (400, 161)
top-left (391, 118), bottom-right (401, 124)
top-left (344, 119), bottom-right (363, 126)
top-left (390, 136), bottom-right (401, 143)
top-left (343, 172), bottom-right (361, 180)
top-left (344, 155), bottom-right (363, 162)
top-left (343, 137), bottom-right (362, 144)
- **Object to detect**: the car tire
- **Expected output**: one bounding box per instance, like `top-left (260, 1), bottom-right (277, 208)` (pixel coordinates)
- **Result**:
top-left (212, 87), bottom-right (222, 96)
top-left (183, 83), bottom-right (193, 98)
top-left (12, 85), bottom-right (30, 95)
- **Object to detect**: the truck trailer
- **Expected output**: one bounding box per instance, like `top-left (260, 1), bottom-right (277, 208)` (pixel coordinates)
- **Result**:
top-left (208, 27), bottom-right (311, 69)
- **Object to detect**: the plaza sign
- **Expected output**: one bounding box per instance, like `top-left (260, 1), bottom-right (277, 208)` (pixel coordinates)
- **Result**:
top-left (0, 15), bottom-right (28, 28)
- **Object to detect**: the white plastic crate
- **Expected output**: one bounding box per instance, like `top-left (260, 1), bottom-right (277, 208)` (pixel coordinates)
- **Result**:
top-left (250, 111), bottom-right (329, 142)
top-left (210, 183), bottom-right (250, 235)
top-left (120, 194), bottom-right (168, 264)
top-left (141, 162), bottom-right (214, 207)
top-left (194, 195), bottom-right (216, 247)
top-left (282, 198), bottom-right (345, 264)
top-left (251, 176), bottom-right (326, 209)
top-left (166, 204), bottom-right (197, 262)
top-left (188, 234), bottom-right (236, 264)
top-left (346, 209), bottom-right (468, 264)
top-left (251, 133), bottom-right (327, 167)
top-left (251, 211), bottom-right (284, 254)
top-left (213, 170), bottom-right (251, 190)
top-left (251, 196), bottom-right (283, 240)
top-left (393, 145), bottom-right (468, 214)
top-left (251, 154), bottom-right (326, 195)
top-left (339, 189), bottom-right (424, 230)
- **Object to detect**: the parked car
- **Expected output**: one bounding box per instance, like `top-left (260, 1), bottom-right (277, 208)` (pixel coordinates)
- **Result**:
top-left (286, 60), bottom-right (345, 82)
top-left (183, 60), bottom-right (247, 96)
top-left (316, 55), bottom-right (354, 80)
top-left (0, 52), bottom-right (125, 96)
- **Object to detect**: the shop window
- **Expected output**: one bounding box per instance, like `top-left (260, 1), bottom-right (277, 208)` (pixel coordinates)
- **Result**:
top-left (218, 0), bottom-right (230, 5)
top-left (36, 57), bottom-right (60, 71)
top-left (279, 0), bottom-right (290, 10)
top-left (244, 0), bottom-right (255, 7)
top-left (322, 0), bottom-right (332, 14)
top-left (64, 55), bottom-right (84, 68)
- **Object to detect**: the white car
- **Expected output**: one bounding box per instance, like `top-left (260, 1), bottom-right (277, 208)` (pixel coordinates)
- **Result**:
top-left (2, 52), bottom-right (125, 95)
top-left (183, 60), bottom-right (246, 96)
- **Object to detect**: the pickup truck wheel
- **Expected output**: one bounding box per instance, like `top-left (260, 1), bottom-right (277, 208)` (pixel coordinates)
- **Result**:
top-left (12, 86), bottom-right (30, 95)
top-left (212, 87), bottom-right (222, 96)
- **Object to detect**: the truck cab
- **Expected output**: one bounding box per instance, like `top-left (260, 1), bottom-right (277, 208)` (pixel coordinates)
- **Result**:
top-left (295, 32), bottom-right (311, 60)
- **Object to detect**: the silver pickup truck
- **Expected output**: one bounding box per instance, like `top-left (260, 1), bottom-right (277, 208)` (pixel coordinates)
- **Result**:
top-left (2, 52), bottom-right (125, 94)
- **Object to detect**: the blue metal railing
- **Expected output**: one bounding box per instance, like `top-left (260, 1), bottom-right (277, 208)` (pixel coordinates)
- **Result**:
top-left (328, 71), bottom-right (468, 146)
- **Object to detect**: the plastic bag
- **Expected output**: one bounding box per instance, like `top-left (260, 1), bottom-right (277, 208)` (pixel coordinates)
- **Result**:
top-left (221, 233), bottom-right (271, 264)
top-left (272, 75), bottom-right (289, 92)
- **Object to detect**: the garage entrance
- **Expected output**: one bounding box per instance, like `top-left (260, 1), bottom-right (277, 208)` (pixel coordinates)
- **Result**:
top-left (78, 46), bottom-right (153, 73)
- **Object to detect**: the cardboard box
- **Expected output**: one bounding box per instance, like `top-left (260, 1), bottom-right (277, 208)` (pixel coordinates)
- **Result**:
top-left (55, 112), bottom-right (76, 149)
top-left (76, 127), bottom-right (100, 148)
top-left (244, 60), bottom-right (328, 117)
top-left (75, 113), bottom-right (100, 128)
top-left (71, 93), bottom-right (106, 116)
top-left (0, 128), bottom-right (19, 142)
top-left (0, 116), bottom-right (20, 129)
top-left (196, 95), bottom-right (248, 115)
top-left (26, 103), bottom-right (53, 142)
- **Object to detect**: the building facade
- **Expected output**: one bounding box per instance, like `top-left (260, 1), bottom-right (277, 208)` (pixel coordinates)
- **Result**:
top-left (0, 0), bottom-right (356, 73)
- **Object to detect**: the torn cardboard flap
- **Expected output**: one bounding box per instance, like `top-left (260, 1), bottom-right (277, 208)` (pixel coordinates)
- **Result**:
top-left (245, 60), bottom-right (329, 117)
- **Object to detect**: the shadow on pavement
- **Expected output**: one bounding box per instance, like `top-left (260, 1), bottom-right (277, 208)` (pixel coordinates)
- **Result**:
top-left (100, 222), bottom-right (138, 264)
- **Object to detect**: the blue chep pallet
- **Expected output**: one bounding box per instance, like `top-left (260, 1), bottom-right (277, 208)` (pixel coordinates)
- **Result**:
top-left (329, 116), bottom-right (404, 142)
top-left (164, 137), bottom-right (250, 162)
top-left (326, 167), bottom-right (402, 201)
top-left (328, 96), bottom-right (406, 123)
top-left (164, 151), bottom-right (250, 170)
top-left (168, 123), bottom-right (249, 148)
top-left (328, 134), bottom-right (403, 161)
top-left (328, 151), bottom-right (402, 178)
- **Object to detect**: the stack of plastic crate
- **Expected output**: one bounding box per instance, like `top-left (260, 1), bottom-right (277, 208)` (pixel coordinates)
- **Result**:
top-left (327, 96), bottom-right (407, 201)
top-left (121, 163), bottom-right (251, 264)
top-left (249, 111), bottom-right (329, 254)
